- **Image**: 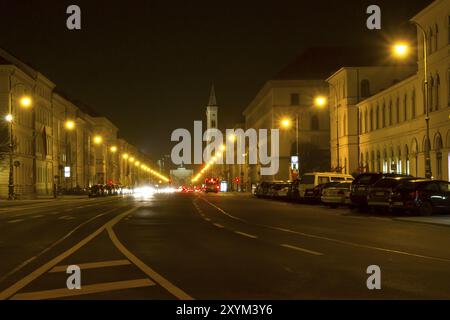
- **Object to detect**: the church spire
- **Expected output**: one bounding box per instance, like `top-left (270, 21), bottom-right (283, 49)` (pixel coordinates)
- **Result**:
top-left (208, 83), bottom-right (217, 106)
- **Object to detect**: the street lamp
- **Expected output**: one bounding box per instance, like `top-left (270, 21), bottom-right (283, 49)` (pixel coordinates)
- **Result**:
top-left (6, 84), bottom-right (34, 200)
top-left (65, 120), bottom-right (75, 130)
top-left (93, 135), bottom-right (103, 145)
top-left (280, 115), bottom-right (299, 176)
top-left (110, 146), bottom-right (117, 153)
top-left (316, 86), bottom-right (340, 172)
top-left (392, 20), bottom-right (431, 178)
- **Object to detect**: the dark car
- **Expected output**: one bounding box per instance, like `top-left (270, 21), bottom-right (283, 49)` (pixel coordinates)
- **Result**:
top-left (303, 181), bottom-right (340, 203)
top-left (269, 182), bottom-right (292, 200)
top-left (350, 172), bottom-right (411, 210)
top-left (255, 181), bottom-right (282, 198)
top-left (88, 184), bottom-right (105, 197)
top-left (390, 179), bottom-right (450, 215)
top-left (367, 176), bottom-right (416, 212)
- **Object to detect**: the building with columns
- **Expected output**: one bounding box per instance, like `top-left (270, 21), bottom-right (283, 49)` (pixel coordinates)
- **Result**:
top-left (0, 48), bottom-right (161, 199)
top-left (328, 0), bottom-right (450, 179)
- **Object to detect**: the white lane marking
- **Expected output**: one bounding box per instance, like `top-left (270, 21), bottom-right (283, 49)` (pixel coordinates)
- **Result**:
top-left (0, 207), bottom-right (120, 285)
top-left (200, 197), bottom-right (450, 263)
top-left (234, 231), bottom-right (258, 239)
top-left (280, 244), bottom-right (323, 256)
top-left (7, 219), bottom-right (24, 224)
top-left (204, 217), bottom-right (211, 222)
top-left (58, 216), bottom-right (75, 220)
top-left (31, 215), bottom-right (44, 219)
top-left (106, 220), bottom-right (193, 300)
top-left (213, 223), bottom-right (225, 228)
top-left (0, 206), bottom-right (139, 300)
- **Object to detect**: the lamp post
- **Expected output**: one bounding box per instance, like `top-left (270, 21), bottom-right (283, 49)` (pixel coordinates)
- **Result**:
top-left (315, 89), bottom-right (340, 172)
top-left (392, 21), bottom-right (431, 178)
top-left (281, 114), bottom-right (299, 179)
top-left (6, 81), bottom-right (33, 200)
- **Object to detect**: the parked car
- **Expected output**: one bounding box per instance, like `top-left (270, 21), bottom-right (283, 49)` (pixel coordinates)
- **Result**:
top-left (390, 179), bottom-right (450, 215)
top-left (269, 182), bottom-right (292, 199)
top-left (303, 181), bottom-right (341, 203)
top-left (350, 173), bottom-right (411, 210)
top-left (255, 181), bottom-right (274, 198)
top-left (367, 176), bottom-right (415, 212)
top-left (321, 181), bottom-right (353, 208)
top-left (297, 172), bottom-right (354, 200)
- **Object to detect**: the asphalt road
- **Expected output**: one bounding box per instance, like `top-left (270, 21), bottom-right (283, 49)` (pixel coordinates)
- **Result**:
top-left (0, 192), bottom-right (450, 299)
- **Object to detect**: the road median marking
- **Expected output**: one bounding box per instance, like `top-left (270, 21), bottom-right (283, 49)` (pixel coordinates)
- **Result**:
top-left (0, 206), bottom-right (139, 300)
top-left (213, 223), bottom-right (224, 228)
top-left (234, 231), bottom-right (258, 239)
top-left (49, 259), bottom-right (131, 273)
top-left (10, 278), bottom-right (154, 300)
top-left (7, 219), bottom-right (24, 224)
top-left (280, 244), bottom-right (323, 256)
top-left (106, 224), bottom-right (193, 300)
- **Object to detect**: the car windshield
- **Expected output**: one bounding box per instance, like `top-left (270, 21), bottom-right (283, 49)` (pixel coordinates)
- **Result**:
top-left (300, 175), bottom-right (315, 184)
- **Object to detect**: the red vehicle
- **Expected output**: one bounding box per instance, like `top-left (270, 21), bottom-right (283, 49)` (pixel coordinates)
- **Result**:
top-left (204, 178), bottom-right (220, 193)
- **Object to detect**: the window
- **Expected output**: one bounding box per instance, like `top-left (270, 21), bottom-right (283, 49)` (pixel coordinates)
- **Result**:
top-left (435, 24), bottom-right (438, 51)
top-left (369, 108), bottom-right (373, 131)
top-left (361, 79), bottom-right (370, 98)
top-left (375, 105), bottom-right (379, 130)
top-left (429, 76), bottom-right (434, 111)
top-left (389, 100), bottom-right (392, 126)
top-left (382, 103), bottom-right (385, 127)
top-left (435, 73), bottom-right (440, 110)
top-left (311, 115), bottom-right (319, 131)
top-left (290, 93), bottom-right (299, 105)
top-left (396, 97), bottom-right (400, 123)
top-left (411, 90), bottom-right (416, 118)
top-left (404, 93), bottom-right (408, 121)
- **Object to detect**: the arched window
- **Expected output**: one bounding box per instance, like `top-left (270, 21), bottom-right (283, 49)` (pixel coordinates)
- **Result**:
top-left (361, 79), bottom-right (370, 98)
top-left (382, 103), bottom-right (386, 127)
top-left (396, 97), bottom-right (400, 123)
top-left (428, 27), bottom-right (433, 54)
top-left (435, 24), bottom-right (439, 51)
top-left (311, 114), bottom-right (319, 131)
top-left (403, 93), bottom-right (408, 121)
top-left (389, 99), bottom-right (393, 126)
top-left (429, 76), bottom-right (434, 112)
top-left (411, 89), bottom-right (416, 118)
top-left (435, 73), bottom-right (440, 110)
top-left (375, 105), bottom-right (379, 130)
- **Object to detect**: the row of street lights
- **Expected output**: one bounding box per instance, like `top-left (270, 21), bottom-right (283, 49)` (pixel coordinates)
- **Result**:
top-left (191, 144), bottom-right (226, 183)
top-left (4, 99), bottom-right (168, 199)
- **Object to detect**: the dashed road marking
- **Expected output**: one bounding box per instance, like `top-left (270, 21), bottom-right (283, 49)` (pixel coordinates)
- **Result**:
top-left (7, 219), bottom-right (24, 224)
top-left (213, 223), bottom-right (224, 228)
top-left (234, 231), bottom-right (258, 239)
top-left (280, 244), bottom-right (323, 256)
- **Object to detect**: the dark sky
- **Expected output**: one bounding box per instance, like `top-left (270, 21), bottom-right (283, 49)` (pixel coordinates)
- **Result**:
top-left (0, 0), bottom-right (432, 159)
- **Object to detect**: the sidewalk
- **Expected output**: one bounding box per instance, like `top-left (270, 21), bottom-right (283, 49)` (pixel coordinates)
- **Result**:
top-left (0, 195), bottom-right (88, 208)
top-left (395, 216), bottom-right (450, 227)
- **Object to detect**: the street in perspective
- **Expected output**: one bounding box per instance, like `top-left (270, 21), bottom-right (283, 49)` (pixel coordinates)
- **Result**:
top-left (1, 0), bottom-right (450, 304)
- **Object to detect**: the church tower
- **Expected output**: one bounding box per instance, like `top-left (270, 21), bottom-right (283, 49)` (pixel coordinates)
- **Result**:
top-left (205, 84), bottom-right (218, 142)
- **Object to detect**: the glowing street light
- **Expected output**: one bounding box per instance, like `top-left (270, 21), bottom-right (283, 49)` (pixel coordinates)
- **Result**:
top-left (65, 120), bottom-right (75, 130)
top-left (280, 118), bottom-right (291, 128)
top-left (5, 114), bottom-right (13, 122)
top-left (110, 146), bottom-right (118, 153)
top-left (93, 135), bottom-right (103, 145)
top-left (392, 42), bottom-right (409, 58)
top-left (122, 153), bottom-right (129, 159)
top-left (314, 95), bottom-right (327, 108)
top-left (19, 96), bottom-right (32, 108)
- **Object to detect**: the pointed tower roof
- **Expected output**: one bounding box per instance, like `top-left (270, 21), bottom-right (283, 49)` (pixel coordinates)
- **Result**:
top-left (207, 84), bottom-right (217, 106)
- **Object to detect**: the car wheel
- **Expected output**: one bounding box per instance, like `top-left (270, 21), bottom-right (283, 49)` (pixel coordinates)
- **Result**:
top-left (420, 201), bottom-right (433, 216)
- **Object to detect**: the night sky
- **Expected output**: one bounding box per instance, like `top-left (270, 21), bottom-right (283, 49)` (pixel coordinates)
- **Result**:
top-left (0, 0), bottom-right (432, 160)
